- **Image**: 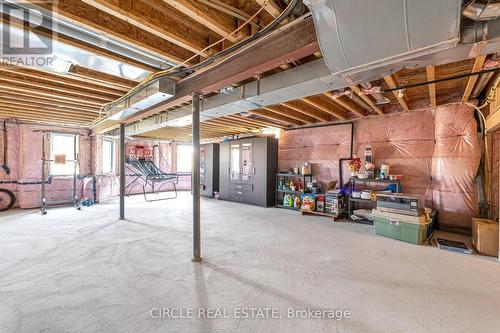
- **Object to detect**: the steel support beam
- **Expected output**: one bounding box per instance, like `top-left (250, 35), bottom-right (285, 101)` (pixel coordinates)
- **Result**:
top-left (192, 93), bottom-right (202, 262)
top-left (119, 123), bottom-right (125, 220)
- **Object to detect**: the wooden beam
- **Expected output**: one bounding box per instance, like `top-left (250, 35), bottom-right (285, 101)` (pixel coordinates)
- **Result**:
top-left (27, 0), bottom-right (195, 64)
top-left (0, 91), bottom-right (101, 111)
top-left (426, 65), bottom-right (437, 108)
top-left (0, 72), bottom-right (119, 101)
top-left (255, 0), bottom-right (282, 18)
top-left (263, 105), bottom-right (316, 123)
top-left (384, 75), bottom-right (410, 112)
top-left (462, 55), bottom-right (487, 103)
top-left (324, 92), bottom-right (365, 117)
top-left (0, 112), bottom-right (91, 125)
top-left (0, 98), bottom-right (99, 114)
top-left (350, 85), bottom-right (384, 116)
top-left (301, 97), bottom-right (347, 120)
top-left (227, 115), bottom-right (287, 129)
top-left (0, 84), bottom-right (105, 107)
top-left (282, 101), bottom-right (330, 122)
top-left (0, 66), bottom-right (127, 96)
top-left (0, 108), bottom-right (95, 122)
top-left (250, 109), bottom-right (301, 126)
top-left (162, 0), bottom-right (240, 42)
top-left (68, 65), bottom-right (137, 90)
top-left (2, 13), bottom-right (158, 72)
top-left (80, 0), bottom-right (210, 56)
top-left (122, 16), bottom-right (319, 123)
top-left (0, 103), bottom-right (97, 119)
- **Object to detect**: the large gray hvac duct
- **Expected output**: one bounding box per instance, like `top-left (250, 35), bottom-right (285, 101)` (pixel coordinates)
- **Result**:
top-left (303, 0), bottom-right (462, 78)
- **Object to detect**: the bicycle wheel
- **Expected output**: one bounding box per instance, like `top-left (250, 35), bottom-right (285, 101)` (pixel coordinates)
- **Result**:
top-left (0, 189), bottom-right (15, 212)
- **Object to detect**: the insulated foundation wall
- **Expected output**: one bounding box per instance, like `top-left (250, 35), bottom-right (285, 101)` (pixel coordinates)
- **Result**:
top-left (279, 103), bottom-right (480, 230)
top-left (0, 123), bottom-right (191, 209)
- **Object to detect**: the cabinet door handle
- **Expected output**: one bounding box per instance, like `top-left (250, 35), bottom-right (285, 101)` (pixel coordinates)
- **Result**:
top-left (237, 191), bottom-right (243, 195)
top-left (253, 167), bottom-right (256, 174)
top-left (227, 167), bottom-right (230, 174)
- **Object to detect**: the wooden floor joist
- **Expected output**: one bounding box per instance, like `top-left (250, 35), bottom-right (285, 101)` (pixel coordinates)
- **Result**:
top-left (461, 55), bottom-right (487, 103)
top-left (80, 0), bottom-right (211, 56)
top-left (282, 101), bottom-right (331, 122)
top-left (262, 105), bottom-right (316, 123)
top-left (324, 92), bottom-right (365, 117)
top-left (27, 0), bottom-right (195, 64)
top-left (162, 0), bottom-right (241, 42)
top-left (301, 97), bottom-right (347, 120)
top-left (426, 65), bottom-right (437, 108)
top-left (350, 85), bottom-right (384, 115)
top-left (384, 75), bottom-right (410, 112)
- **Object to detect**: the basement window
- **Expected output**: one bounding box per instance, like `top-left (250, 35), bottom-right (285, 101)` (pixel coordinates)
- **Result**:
top-left (176, 145), bottom-right (192, 173)
top-left (50, 133), bottom-right (79, 176)
top-left (102, 138), bottom-right (116, 174)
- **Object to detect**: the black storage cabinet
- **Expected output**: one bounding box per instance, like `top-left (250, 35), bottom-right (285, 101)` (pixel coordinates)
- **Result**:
top-left (200, 143), bottom-right (220, 197)
top-left (219, 137), bottom-right (278, 207)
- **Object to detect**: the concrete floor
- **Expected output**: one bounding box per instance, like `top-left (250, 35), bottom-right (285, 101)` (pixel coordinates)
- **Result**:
top-left (0, 193), bottom-right (499, 333)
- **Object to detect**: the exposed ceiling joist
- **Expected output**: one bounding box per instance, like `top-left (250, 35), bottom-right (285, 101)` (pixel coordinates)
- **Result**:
top-left (0, 72), bottom-right (119, 101)
top-left (250, 109), bottom-right (301, 126)
top-left (350, 85), bottom-right (384, 115)
top-left (384, 75), bottom-right (410, 112)
top-left (461, 55), bottom-right (487, 103)
top-left (162, 0), bottom-right (241, 42)
top-left (0, 84), bottom-right (105, 107)
top-left (255, 0), bottom-right (283, 18)
top-left (0, 66), bottom-right (127, 96)
top-left (68, 65), bottom-right (137, 90)
top-left (426, 65), bottom-right (437, 108)
top-left (262, 106), bottom-right (316, 123)
top-left (281, 101), bottom-right (330, 122)
top-left (1, 12), bottom-right (159, 72)
top-left (0, 91), bottom-right (100, 112)
top-left (119, 15), bottom-right (318, 125)
top-left (80, 0), bottom-right (211, 56)
top-left (324, 92), bottom-right (365, 117)
top-left (27, 0), bottom-right (195, 64)
top-left (301, 97), bottom-right (347, 120)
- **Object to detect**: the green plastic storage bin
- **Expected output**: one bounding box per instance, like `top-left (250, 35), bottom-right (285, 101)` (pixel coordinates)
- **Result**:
top-left (372, 209), bottom-right (429, 245)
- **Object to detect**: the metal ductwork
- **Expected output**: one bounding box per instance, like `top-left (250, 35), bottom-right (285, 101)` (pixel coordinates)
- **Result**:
top-left (125, 0), bottom-right (500, 137)
top-left (303, 0), bottom-right (462, 78)
top-left (109, 78), bottom-right (176, 120)
top-left (462, 0), bottom-right (500, 21)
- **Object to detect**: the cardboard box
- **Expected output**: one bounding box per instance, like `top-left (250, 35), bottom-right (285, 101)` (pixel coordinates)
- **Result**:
top-left (471, 218), bottom-right (499, 257)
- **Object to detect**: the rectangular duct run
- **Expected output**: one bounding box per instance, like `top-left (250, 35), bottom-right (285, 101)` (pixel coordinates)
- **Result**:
top-left (109, 78), bottom-right (176, 120)
top-left (304, 0), bottom-right (462, 77)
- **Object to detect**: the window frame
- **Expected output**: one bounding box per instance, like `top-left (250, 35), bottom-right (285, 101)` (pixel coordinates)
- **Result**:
top-left (101, 137), bottom-right (116, 175)
top-left (49, 132), bottom-right (79, 177)
top-left (176, 144), bottom-right (192, 173)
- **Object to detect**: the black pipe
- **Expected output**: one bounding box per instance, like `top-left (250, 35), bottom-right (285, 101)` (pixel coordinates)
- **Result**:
top-left (1, 121), bottom-right (10, 175)
top-left (382, 67), bottom-right (500, 93)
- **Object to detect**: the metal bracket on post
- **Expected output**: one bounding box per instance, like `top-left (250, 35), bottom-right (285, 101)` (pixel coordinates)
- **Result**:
top-left (192, 92), bottom-right (202, 263)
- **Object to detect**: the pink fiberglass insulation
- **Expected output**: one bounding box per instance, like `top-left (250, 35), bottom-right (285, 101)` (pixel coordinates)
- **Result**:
top-left (492, 131), bottom-right (500, 221)
top-left (431, 104), bottom-right (480, 230)
top-left (279, 102), bottom-right (480, 230)
top-left (279, 124), bottom-right (352, 185)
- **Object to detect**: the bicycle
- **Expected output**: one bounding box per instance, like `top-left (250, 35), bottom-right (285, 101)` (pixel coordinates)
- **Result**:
top-left (0, 188), bottom-right (15, 212)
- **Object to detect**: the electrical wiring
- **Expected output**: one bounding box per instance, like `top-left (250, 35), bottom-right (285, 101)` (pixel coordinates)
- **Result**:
top-left (95, 0), bottom-right (300, 125)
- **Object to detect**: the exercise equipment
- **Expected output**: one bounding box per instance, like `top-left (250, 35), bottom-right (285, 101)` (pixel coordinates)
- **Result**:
top-left (38, 131), bottom-right (81, 214)
top-left (125, 151), bottom-right (178, 201)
